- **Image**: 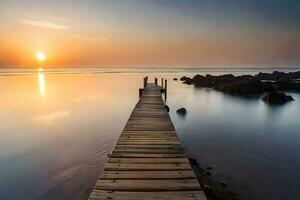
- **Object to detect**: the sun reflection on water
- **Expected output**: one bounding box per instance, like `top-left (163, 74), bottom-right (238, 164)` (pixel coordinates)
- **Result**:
top-left (38, 68), bottom-right (46, 97)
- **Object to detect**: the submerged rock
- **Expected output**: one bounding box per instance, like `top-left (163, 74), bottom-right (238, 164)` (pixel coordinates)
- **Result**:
top-left (189, 158), bottom-right (237, 200)
top-left (173, 78), bottom-right (178, 81)
top-left (262, 92), bottom-right (294, 105)
top-left (176, 107), bottom-right (187, 115)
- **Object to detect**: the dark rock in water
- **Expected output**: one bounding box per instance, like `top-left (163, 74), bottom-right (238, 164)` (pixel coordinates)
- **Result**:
top-left (181, 71), bottom-right (300, 97)
top-left (189, 158), bottom-right (237, 200)
top-left (164, 105), bottom-right (170, 112)
top-left (275, 77), bottom-right (300, 91)
top-left (288, 71), bottom-right (300, 79)
top-left (173, 78), bottom-right (178, 81)
top-left (206, 167), bottom-right (213, 170)
top-left (189, 158), bottom-right (198, 165)
top-left (180, 76), bottom-right (189, 81)
top-left (176, 107), bottom-right (187, 115)
top-left (255, 71), bottom-right (287, 81)
top-left (180, 76), bottom-right (194, 85)
top-left (206, 172), bottom-right (212, 176)
top-left (183, 78), bottom-right (193, 85)
top-left (262, 92), bottom-right (294, 105)
top-left (216, 78), bottom-right (274, 95)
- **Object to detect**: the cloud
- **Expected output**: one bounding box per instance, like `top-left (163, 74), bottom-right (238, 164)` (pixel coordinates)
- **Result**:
top-left (21, 17), bottom-right (68, 31)
top-left (72, 34), bottom-right (108, 43)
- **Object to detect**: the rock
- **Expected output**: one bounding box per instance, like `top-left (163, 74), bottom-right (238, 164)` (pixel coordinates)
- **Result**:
top-left (176, 108), bottom-right (187, 115)
top-left (262, 92), bottom-right (294, 105)
top-left (180, 76), bottom-right (189, 81)
top-left (206, 172), bottom-right (212, 176)
top-left (189, 158), bottom-right (198, 165)
top-left (288, 71), bottom-right (300, 79)
top-left (182, 78), bottom-right (193, 85)
top-left (173, 78), bottom-right (178, 81)
top-left (180, 76), bottom-right (194, 85)
top-left (180, 71), bottom-right (300, 95)
top-left (255, 71), bottom-right (287, 81)
top-left (206, 167), bottom-right (213, 170)
top-left (216, 78), bottom-right (274, 95)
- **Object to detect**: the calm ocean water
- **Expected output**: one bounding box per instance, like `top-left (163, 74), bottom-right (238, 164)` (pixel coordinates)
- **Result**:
top-left (0, 68), bottom-right (299, 200)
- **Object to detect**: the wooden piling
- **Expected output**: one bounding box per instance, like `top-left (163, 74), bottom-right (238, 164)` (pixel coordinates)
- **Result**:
top-left (143, 76), bottom-right (148, 88)
top-left (139, 88), bottom-right (144, 98)
top-left (164, 79), bottom-right (168, 100)
top-left (155, 77), bottom-right (158, 85)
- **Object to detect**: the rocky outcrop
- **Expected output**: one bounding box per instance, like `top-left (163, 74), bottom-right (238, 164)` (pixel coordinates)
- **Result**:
top-left (262, 92), bottom-right (294, 105)
top-left (180, 70), bottom-right (300, 95)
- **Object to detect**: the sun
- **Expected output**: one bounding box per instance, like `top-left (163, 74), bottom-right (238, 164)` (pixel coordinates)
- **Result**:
top-left (36, 52), bottom-right (46, 62)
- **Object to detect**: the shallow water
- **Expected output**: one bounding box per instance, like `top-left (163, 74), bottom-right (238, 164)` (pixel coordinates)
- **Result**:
top-left (0, 68), bottom-right (299, 200)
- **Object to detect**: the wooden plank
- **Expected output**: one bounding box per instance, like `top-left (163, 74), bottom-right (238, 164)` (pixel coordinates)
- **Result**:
top-left (94, 179), bottom-right (201, 191)
top-left (104, 163), bottom-right (191, 171)
top-left (118, 138), bottom-right (179, 142)
top-left (112, 149), bottom-right (184, 154)
top-left (108, 158), bottom-right (189, 164)
top-left (117, 141), bottom-right (181, 145)
top-left (118, 138), bottom-right (179, 143)
top-left (100, 170), bottom-right (196, 179)
top-left (90, 191), bottom-right (207, 200)
top-left (119, 136), bottom-right (178, 139)
top-left (110, 153), bottom-right (186, 158)
top-left (115, 145), bottom-right (182, 149)
top-left (121, 131), bottom-right (177, 136)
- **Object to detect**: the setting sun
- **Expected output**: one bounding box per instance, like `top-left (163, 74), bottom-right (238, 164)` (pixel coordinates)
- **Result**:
top-left (36, 52), bottom-right (46, 62)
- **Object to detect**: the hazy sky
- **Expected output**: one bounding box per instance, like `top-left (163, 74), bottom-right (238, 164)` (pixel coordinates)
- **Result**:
top-left (0, 0), bottom-right (299, 67)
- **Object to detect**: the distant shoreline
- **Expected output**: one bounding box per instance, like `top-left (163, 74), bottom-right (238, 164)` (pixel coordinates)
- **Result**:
top-left (0, 67), bottom-right (299, 76)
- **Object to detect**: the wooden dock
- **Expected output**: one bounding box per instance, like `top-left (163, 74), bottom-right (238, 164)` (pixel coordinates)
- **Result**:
top-left (89, 82), bottom-right (207, 200)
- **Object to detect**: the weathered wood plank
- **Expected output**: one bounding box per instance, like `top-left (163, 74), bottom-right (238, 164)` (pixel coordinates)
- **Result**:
top-left (90, 191), bottom-right (207, 200)
top-left (112, 149), bottom-right (184, 154)
top-left (104, 163), bottom-right (191, 171)
top-left (115, 145), bottom-right (182, 149)
top-left (110, 153), bottom-right (187, 158)
top-left (95, 179), bottom-right (201, 191)
top-left (100, 170), bottom-right (196, 179)
top-left (108, 158), bottom-right (189, 164)
top-left (117, 141), bottom-right (181, 145)
top-left (121, 131), bottom-right (177, 136)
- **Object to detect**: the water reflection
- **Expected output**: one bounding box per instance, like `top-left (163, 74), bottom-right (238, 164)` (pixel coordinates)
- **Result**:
top-left (38, 68), bottom-right (46, 97)
top-left (0, 71), bottom-right (299, 200)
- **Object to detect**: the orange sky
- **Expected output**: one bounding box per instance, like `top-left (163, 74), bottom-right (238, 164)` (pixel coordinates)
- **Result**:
top-left (0, 0), bottom-right (299, 68)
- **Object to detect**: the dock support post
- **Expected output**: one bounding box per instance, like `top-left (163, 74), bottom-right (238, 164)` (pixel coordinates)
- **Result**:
top-left (161, 78), bottom-right (164, 89)
top-left (164, 79), bottom-right (167, 100)
top-left (143, 76), bottom-right (148, 88)
top-left (139, 88), bottom-right (144, 98)
top-left (155, 77), bottom-right (158, 85)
